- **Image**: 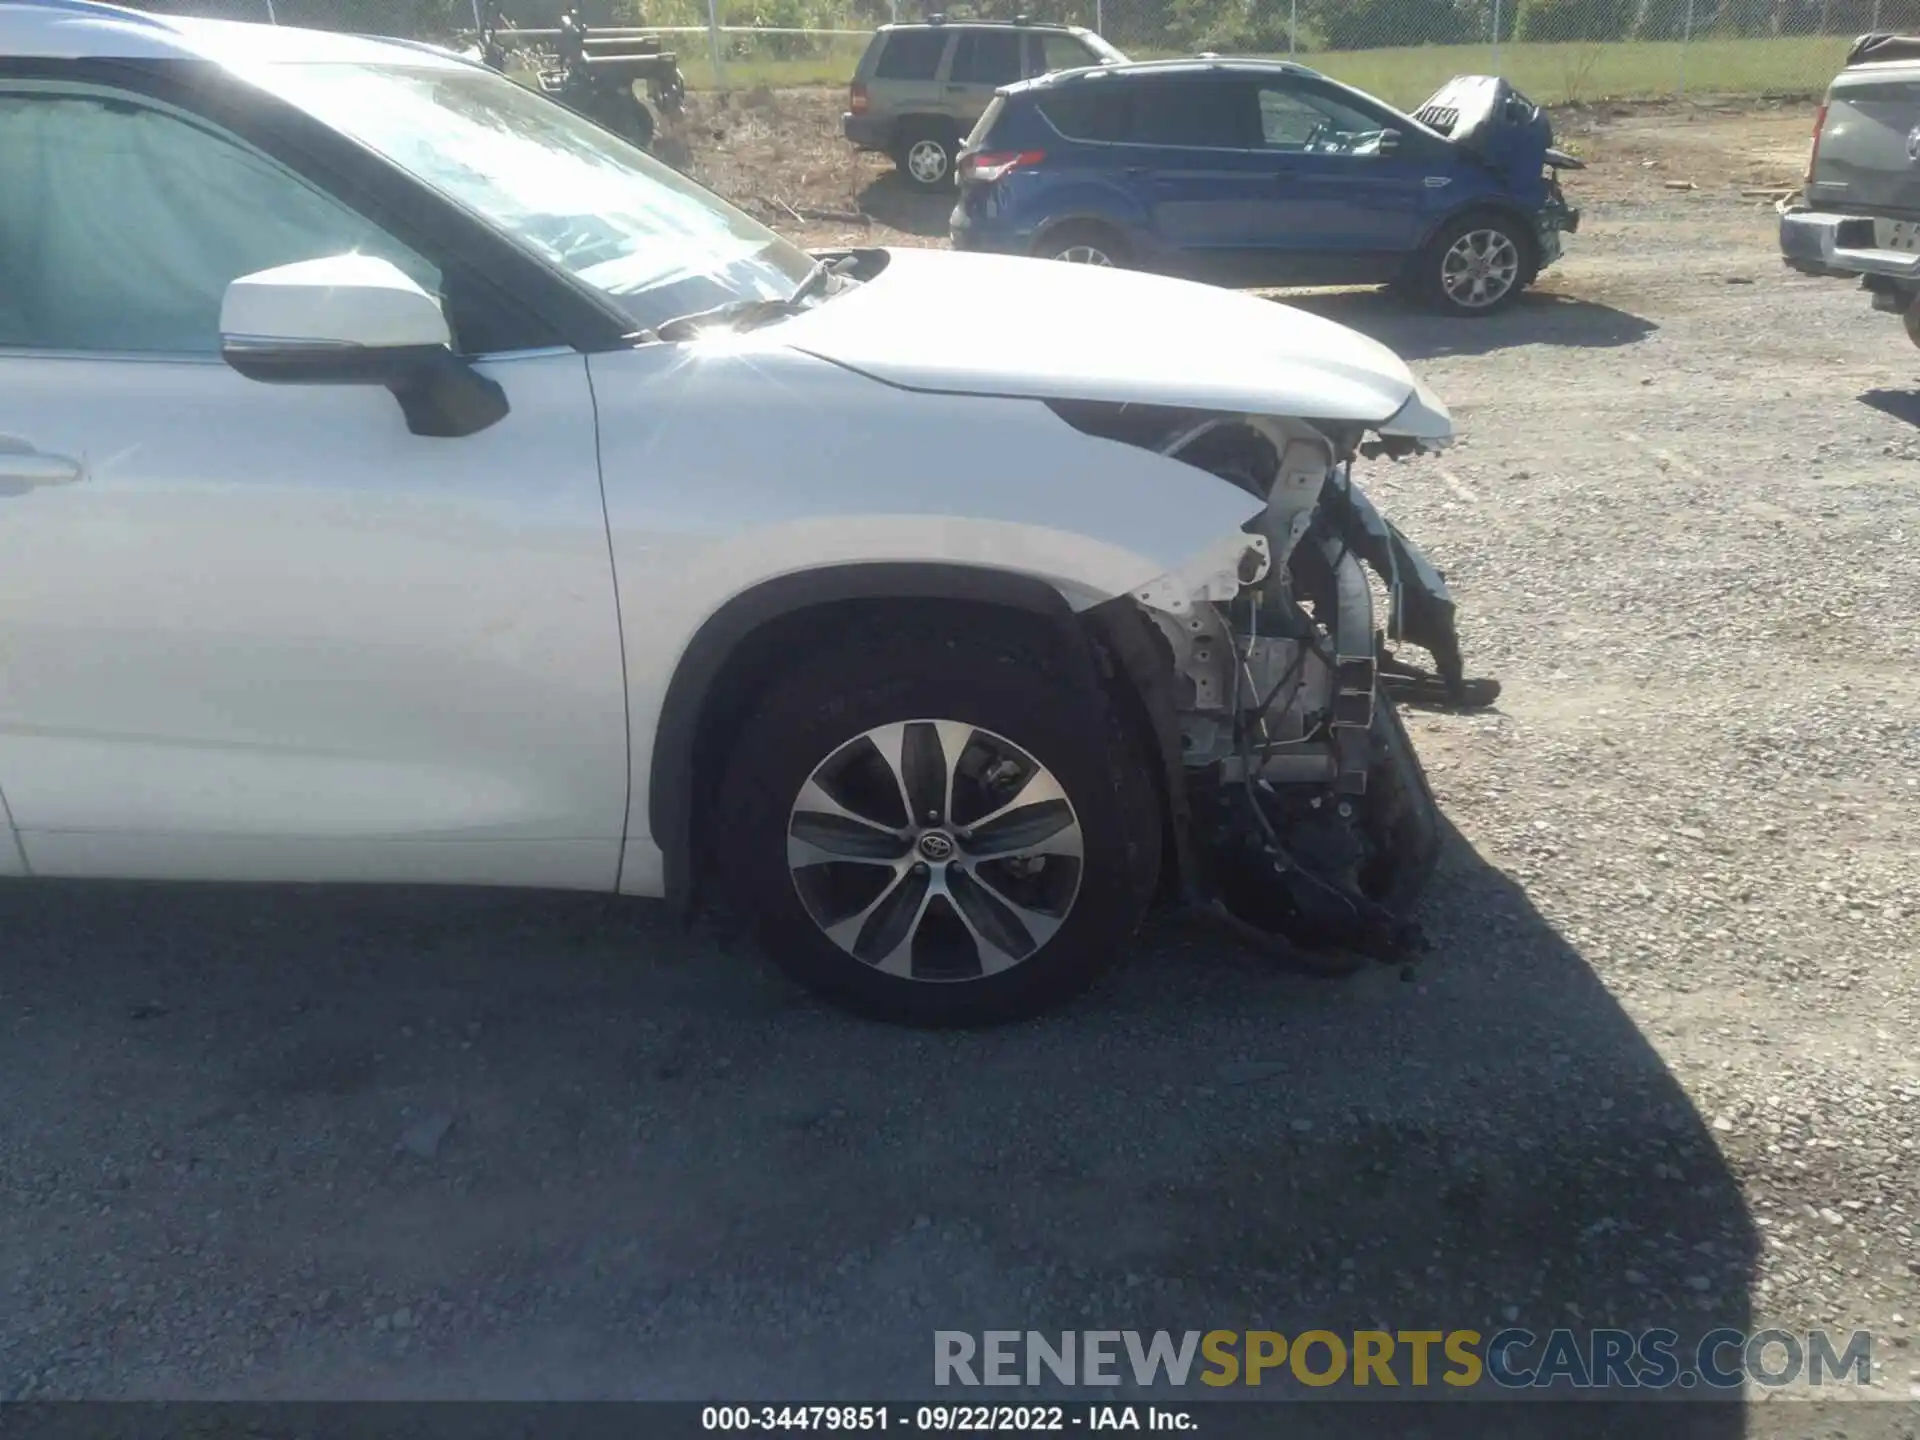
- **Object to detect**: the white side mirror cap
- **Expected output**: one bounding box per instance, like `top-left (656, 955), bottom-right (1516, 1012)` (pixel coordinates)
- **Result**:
top-left (220, 254), bottom-right (451, 351)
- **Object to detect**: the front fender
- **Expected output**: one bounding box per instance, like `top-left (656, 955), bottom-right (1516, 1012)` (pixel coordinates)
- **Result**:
top-left (584, 343), bottom-right (1268, 898)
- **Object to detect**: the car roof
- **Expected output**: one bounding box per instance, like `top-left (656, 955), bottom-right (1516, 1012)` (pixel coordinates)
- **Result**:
top-left (0, 0), bottom-right (471, 66)
top-left (879, 18), bottom-right (1087, 33)
top-left (1009, 54), bottom-right (1323, 91)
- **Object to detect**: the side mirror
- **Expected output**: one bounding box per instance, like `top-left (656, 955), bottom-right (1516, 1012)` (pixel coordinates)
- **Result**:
top-left (220, 254), bottom-right (508, 439)
top-left (1375, 127), bottom-right (1401, 155)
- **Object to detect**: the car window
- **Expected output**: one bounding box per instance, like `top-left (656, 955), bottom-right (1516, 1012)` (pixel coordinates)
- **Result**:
top-left (1257, 84), bottom-right (1391, 154)
top-left (950, 31), bottom-right (1023, 86)
top-left (874, 29), bottom-right (948, 81)
top-left (1036, 84), bottom-right (1131, 143)
top-left (1130, 80), bottom-right (1259, 149)
top-left (0, 89), bottom-right (437, 356)
top-left (1030, 33), bottom-right (1099, 74)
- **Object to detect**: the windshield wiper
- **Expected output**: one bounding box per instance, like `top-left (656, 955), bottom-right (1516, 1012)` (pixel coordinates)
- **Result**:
top-left (790, 256), bottom-right (834, 305)
top-left (647, 258), bottom-right (838, 343)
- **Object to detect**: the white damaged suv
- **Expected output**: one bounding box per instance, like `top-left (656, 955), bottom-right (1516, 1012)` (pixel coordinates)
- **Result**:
top-left (0, 2), bottom-right (1485, 1024)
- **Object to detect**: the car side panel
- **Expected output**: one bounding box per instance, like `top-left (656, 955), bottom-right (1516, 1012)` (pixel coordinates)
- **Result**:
top-left (971, 166), bottom-right (1155, 261)
top-left (0, 351), bottom-right (629, 888)
top-left (585, 343), bottom-right (1267, 898)
top-left (1264, 152), bottom-right (1437, 258)
top-left (0, 784), bottom-right (25, 876)
top-left (1135, 143), bottom-right (1275, 271)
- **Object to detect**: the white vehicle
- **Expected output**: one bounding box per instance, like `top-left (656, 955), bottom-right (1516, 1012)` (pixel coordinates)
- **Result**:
top-left (0, 1), bottom-right (1488, 1025)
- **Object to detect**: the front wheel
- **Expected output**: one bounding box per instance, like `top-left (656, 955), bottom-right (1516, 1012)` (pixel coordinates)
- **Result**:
top-left (1413, 212), bottom-right (1535, 317)
top-left (715, 618), bottom-right (1161, 1026)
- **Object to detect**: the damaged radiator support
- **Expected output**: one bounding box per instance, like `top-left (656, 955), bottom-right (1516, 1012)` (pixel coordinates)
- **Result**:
top-left (1116, 419), bottom-right (1460, 970)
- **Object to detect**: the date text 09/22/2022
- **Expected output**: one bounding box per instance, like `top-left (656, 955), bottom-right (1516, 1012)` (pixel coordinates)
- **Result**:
top-left (701, 1406), bottom-right (1192, 1432)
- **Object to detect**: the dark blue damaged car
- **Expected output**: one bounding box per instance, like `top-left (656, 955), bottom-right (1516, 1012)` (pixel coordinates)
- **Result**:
top-left (949, 61), bottom-right (1584, 317)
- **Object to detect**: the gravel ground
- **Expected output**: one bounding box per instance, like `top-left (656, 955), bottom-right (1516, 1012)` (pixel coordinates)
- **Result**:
top-left (3, 101), bottom-right (1919, 1431)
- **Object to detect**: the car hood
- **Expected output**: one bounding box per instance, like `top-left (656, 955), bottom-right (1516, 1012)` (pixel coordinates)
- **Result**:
top-left (773, 247), bottom-right (1451, 438)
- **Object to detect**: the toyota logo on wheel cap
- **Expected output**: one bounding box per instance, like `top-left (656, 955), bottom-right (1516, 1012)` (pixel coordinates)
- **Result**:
top-left (917, 832), bottom-right (956, 862)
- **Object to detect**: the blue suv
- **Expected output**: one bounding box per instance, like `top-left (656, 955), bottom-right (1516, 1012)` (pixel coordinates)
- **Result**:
top-left (950, 61), bottom-right (1582, 316)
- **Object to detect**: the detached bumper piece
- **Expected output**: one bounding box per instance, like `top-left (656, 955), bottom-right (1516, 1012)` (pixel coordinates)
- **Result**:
top-left (1320, 468), bottom-right (1500, 711)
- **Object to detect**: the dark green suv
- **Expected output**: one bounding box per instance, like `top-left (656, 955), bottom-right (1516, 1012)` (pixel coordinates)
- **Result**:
top-left (843, 18), bottom-right (1126, 190)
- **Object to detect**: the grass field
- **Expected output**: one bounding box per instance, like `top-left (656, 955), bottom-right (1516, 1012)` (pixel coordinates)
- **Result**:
top-left (676, 31), bottom-right (1847, 102)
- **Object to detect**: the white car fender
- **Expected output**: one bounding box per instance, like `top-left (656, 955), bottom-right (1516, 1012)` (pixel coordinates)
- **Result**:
top-left (585, 343), bottom-right (1269, 897)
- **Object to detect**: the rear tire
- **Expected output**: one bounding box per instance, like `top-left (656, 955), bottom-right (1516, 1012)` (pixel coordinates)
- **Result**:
top-left (895, 123), bottom-right (958, 191)
top-left (715, 615), bottom-right (1161, 1026)
top-left (1036, 220), bottom-right (1128, 268)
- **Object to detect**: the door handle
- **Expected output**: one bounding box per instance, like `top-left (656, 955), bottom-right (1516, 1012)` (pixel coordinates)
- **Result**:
top-left (944, 84), bottom-right (965, 92)
top-left (0, 438), bottom-right (83, 492)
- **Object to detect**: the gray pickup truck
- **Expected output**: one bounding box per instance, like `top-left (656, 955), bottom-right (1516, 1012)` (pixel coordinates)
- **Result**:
top-left (1781, 33), bottom-right (1920, 344)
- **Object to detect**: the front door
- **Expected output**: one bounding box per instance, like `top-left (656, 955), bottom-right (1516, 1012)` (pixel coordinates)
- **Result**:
top-left (0, 83), bottom-right (628, 886)
top-left (1122, 77), bottom-right (1275, 284)
top-left (1240, 78), bottom-right (1436, 283)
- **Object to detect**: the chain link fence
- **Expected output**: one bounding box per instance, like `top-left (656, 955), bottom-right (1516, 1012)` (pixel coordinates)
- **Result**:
top-left (130, 0), bottom-right (1875, 101)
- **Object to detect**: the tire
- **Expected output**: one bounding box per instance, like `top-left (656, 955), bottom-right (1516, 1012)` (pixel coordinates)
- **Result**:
top-left (651, 71), bottom-right (686, 118)
top-left (586, 85), bottom-right (656, 150)
top-left (1903, 290), bottom-right (1920, 350)
top-left (895, 123), bottom-right (958, 191)
top-left (1412, 210), bottom-right (1536, 317)
top-left (1035, 220), bottom-right (1128, 268)
top-left (714, 615), bottom-right (1161, 1026)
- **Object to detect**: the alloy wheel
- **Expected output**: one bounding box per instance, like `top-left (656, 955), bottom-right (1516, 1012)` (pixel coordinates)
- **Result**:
top-left (1054, 244), bottom-right (1114, 266)
top-left (1440, 228), bottom-right (1521, 309)
top-left (906, 138), bottom-right (950, 185)
top-left (785, 720), bottom-right (1085, 981)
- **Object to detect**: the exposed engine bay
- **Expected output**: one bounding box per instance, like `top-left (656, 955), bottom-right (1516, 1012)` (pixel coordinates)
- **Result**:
top-left (1063, 401), bottom-right (1499, 974)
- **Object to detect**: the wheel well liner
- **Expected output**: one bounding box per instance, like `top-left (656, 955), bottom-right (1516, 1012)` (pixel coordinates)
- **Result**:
top-left (648, 564), bottom-right (1121, 915)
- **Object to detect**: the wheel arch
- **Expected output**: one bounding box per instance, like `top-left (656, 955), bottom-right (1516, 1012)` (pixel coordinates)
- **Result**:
top-left (1030, 208), bottom-right (1144, 259)
top-left (1415, 198), bottom-right (1542, 273)
top-left (895, 112), bottom-right (960, 147)
top-left (648, 563), bottom-right (1145, 917)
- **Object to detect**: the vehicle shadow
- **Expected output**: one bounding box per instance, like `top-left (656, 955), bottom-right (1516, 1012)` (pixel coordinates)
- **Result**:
top-left (855, 174), bottom-right (953, 239)
top-left (1858, 388), bottom-right (1920, 428)
top-left (0, 820), bottom-right (1751, 1413)
top-left (1271, 288), bottom-right (1659, 362)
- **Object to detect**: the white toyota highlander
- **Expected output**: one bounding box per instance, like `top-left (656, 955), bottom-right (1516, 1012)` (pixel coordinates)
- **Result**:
top-left (0, 0), bottom-right (1487, 1024)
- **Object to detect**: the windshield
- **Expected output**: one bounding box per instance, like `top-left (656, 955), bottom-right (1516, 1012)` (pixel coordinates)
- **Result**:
top-left (257, 59), bottom-right (816, 329)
